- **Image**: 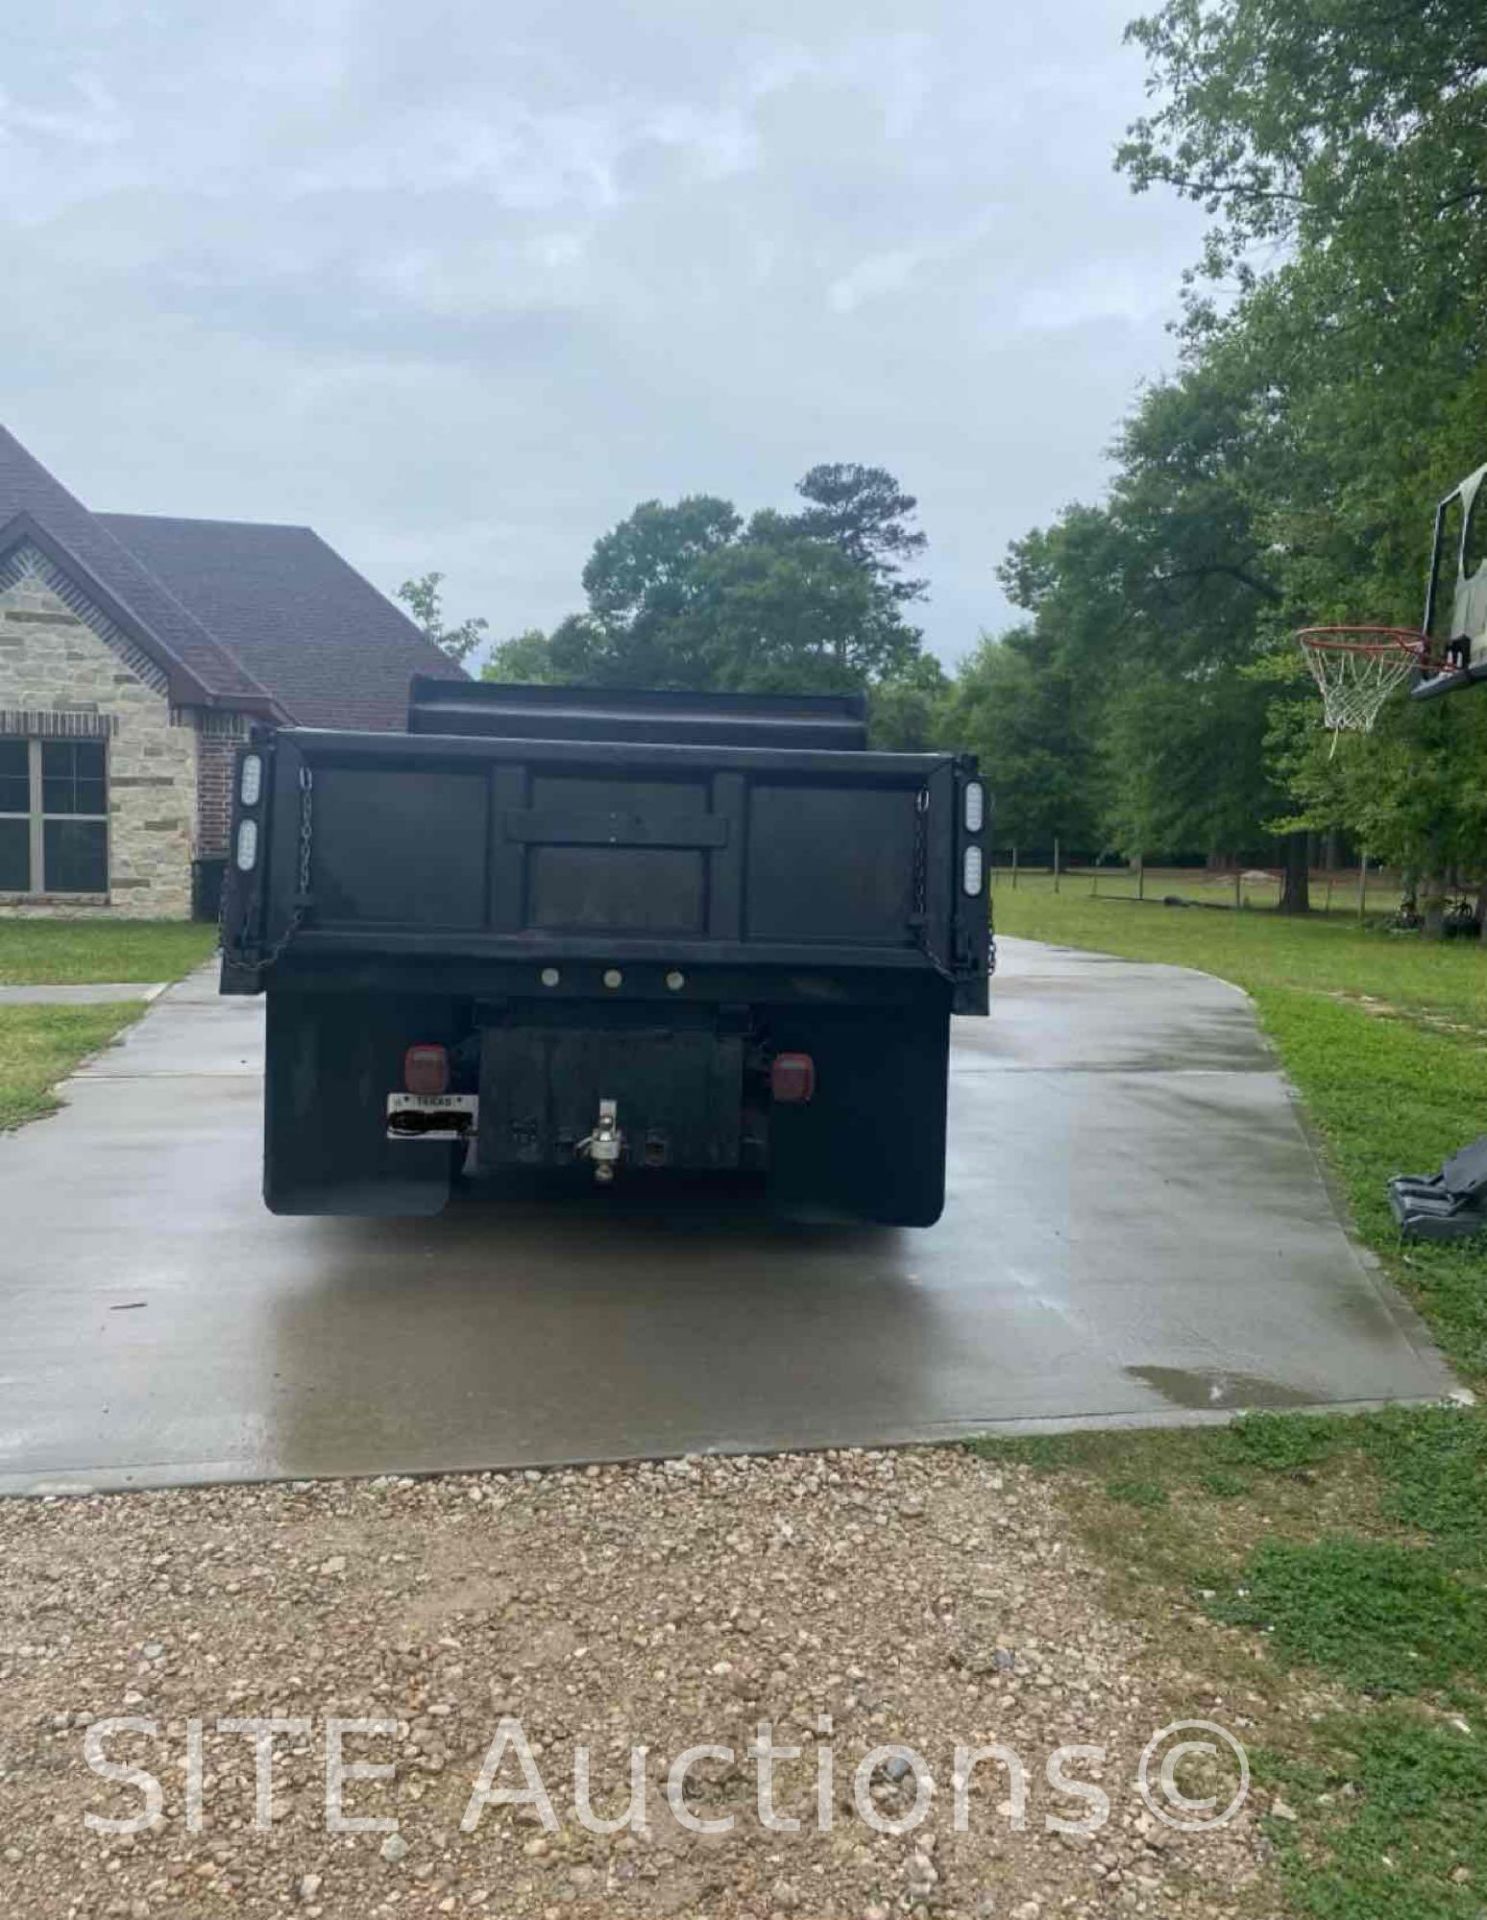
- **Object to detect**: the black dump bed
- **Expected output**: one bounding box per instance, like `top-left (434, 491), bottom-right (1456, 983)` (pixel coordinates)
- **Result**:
top-left (222, 683), bottom-right (989, 1010)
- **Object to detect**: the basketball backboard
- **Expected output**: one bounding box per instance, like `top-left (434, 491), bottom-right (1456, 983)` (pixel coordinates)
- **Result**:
top-left (1414, 458), bottom-right (1487, 699)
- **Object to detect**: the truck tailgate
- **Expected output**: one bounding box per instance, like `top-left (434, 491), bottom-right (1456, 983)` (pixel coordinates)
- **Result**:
top-left (241, 728), bottom-right (970, 974)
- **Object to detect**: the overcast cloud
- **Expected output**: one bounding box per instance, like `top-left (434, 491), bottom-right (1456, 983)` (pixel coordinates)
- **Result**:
top-left (1, 0), bottom-right (1204, 664)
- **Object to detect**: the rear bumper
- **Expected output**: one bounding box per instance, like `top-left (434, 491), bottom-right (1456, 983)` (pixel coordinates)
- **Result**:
top-left (263, 986), bottom-right (952, 1225)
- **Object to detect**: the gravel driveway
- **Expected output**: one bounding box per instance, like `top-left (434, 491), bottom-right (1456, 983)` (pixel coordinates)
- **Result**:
top-left (1, 1448), bottom-right (1269, 1919)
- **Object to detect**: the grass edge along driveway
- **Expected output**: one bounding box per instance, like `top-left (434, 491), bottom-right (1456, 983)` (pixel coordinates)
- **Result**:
top-left (0, 1003), bottom-right (139, 1131)
top-left (0, 919), bottom-right (216, 1129)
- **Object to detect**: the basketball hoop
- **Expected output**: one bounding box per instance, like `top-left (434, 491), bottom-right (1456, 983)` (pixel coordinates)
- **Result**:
top-left (1296, 627), bottom-right (1430, 752)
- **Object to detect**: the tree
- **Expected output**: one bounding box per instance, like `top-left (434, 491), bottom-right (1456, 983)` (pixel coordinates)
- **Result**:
top-left (482, 628), bottom-right (564, 684)
top-left (396, 572), bottom-right (488, 666)
top-left (1119, 0), bottom-right (1487, 293)
top-left (868, 655), bottom-right (950, 751)
top-left (1111, 360), bottom-right (1300, 885)
top-left (990, 359), bottom-right (1291, 872)
top-left (472, 466), bottom-right (932, 697)
top-left (1270, 663), bottom-right (1487, 926)
top-left (941, 632), bottom-right (1099, 854)
top-left (484, 497), bottom-right (741, 688)
top-left (681, 522), bottom-right (921, 694)
top-left (583, 498), bottom-right (740, 640)
top-left (791, 464), bottom-right (929, 604)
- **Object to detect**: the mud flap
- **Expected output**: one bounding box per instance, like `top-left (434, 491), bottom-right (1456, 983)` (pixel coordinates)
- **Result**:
top-left (264, 991), bottom-right (461, 1217)
top-left (764, 992), bottom-right (951, 1227)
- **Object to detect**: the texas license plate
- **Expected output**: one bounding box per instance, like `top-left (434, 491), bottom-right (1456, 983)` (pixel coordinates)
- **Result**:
top-left (386, 1093), bottom-right (479, 1141)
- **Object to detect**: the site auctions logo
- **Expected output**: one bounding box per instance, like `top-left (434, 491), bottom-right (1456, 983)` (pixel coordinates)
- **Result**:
top-left (78, 1713), bottom-right (1252, 1841)
top-left (1137, 1721), bottom-right (1251, 1832)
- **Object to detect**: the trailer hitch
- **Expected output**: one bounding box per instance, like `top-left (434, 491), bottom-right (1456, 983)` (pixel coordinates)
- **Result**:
top-left (576, 1099), bottom-right (623, 1184)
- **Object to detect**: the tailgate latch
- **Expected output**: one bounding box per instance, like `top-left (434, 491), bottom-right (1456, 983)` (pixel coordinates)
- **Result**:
top-left (577, 1099), bottom-right (624, 1184)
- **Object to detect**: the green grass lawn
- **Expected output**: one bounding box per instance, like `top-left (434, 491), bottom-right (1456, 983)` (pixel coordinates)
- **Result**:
top-left (994, 871), bottom-right (1487, 1027)
top-left (0, 920), bottom-right (216, 1128)
top-left (978, 883), bottom-right (1487, 1918)
top-left (0, 1004), bottom-right (139, 1130)
top-left (0, 919), bottom-right (217, 986)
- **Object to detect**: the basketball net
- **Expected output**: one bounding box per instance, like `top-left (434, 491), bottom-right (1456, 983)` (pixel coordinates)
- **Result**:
top-left (1296, 628), bottom-right (1426, 755)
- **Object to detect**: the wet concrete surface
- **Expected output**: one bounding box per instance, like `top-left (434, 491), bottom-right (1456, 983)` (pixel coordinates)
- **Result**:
top-left (0, 940), bottom-right (1454, 1493)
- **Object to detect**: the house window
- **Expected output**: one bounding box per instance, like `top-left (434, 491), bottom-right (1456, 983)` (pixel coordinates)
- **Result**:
top-left (0, 738), bottom-right (109, 894)
top-left (0, 741), bottom-right (28, 890)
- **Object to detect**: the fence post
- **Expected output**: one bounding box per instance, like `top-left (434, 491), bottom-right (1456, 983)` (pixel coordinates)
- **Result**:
top-left (1234, 869), bottom-right (1242, 911)
top-left (1357, 852), bottom-right (1368, 924)
top-left (1137, 853), bottom-right (1144, 901)
top-left (1011, 846), bottom-right (1019, 890)
top-left (1053, 838), bottom-right (1061, 893)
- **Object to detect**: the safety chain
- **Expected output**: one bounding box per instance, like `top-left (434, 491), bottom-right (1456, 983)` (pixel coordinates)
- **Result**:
top-left (909, 784), bottom-right (946, 975)
top-left (295, 762), bottom-right (314, 904)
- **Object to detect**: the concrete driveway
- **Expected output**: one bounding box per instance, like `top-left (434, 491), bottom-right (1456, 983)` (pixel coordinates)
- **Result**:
top-left (0, 938), bottom-right (1452, 1493)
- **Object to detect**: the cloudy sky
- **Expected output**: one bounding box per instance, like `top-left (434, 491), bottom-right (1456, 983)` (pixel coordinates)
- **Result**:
top-left (2, 0), bottom-right (1204, 666)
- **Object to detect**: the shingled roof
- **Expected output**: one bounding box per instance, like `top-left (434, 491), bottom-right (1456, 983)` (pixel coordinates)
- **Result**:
top-left (0, 425), bottom-right (466, 729)
top-left (99, 514), bottom-right (466, 731)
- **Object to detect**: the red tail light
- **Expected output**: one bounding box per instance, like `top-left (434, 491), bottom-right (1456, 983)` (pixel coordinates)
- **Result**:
top-left (404, 1045), bottom-right (450, 1096)
top-left (770, 1052), bottom-right (815, 1103)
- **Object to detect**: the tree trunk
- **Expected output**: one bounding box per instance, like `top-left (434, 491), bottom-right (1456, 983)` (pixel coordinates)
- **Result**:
top-left (1475, 883), bottom-right (1487, 942)
top-left (1277, 831), bottom-right (1311, 914)
top-left (1422, 875), bottom-right (1447, 939)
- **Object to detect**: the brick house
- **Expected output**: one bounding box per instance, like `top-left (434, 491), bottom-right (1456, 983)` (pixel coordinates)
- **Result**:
top-left (0, 425), bottom-right (465, 918)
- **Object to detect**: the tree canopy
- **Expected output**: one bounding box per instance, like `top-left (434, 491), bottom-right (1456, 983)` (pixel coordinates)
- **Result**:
top-left (479, 468), bottom-right (928, 707)
top-left (791, 463), bottom-right (929, 605)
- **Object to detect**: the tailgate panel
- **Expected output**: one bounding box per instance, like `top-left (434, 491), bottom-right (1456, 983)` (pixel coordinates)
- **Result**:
top-left (529, 845), bottom-right (705, 932)
top-left (745, 784), bottom-right (916, 943)
top-left (242, 730), bottom-right (967, 978)
top-left (311, 767), bottom-right (487, 928)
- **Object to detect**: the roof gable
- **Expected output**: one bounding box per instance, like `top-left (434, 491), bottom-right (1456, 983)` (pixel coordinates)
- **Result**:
top-left (97, 515), bottom-right (467, 731)
top-left (0, 428), bottom-right (280, 714)
top-left (0, 424), bottom-right (468, 730)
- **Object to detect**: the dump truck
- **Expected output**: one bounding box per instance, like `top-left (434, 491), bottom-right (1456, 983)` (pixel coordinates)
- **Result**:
top-left (219, 680), bottom-right (991, 1224)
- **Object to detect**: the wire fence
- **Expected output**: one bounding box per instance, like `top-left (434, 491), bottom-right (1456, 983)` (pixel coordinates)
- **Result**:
top-left (991, 858), bottom-right (1404, 918)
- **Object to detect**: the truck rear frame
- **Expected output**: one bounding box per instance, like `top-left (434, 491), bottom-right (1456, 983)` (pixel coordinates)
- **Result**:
top-left (221, 683), bottom-right (990, 1225)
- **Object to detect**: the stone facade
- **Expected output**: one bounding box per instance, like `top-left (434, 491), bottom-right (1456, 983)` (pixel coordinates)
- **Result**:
top-left (0, 544), bottom-right (204, 919)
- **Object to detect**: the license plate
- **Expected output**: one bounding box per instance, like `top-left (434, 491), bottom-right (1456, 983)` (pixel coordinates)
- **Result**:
top-left (386, 1092), bottom-right (479, 1141)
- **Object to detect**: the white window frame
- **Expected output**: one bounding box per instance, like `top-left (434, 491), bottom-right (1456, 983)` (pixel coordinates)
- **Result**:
top-left (0, 736), bottom-right (110, 896)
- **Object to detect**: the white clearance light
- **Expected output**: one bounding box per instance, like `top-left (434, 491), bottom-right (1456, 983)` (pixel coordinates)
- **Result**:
top-left (963, 780), bottom-right (985, 834)
top-left (235, 818), bottom-right (259, 872)
top-left (963, 844), bottom-right (984, 896)
top-left (239, 752), bottom-right (263, 808)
